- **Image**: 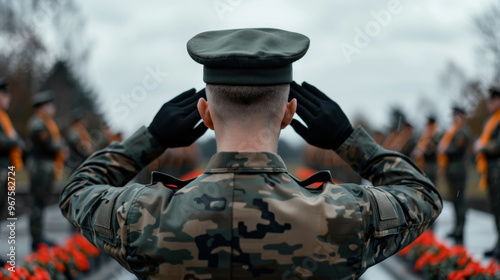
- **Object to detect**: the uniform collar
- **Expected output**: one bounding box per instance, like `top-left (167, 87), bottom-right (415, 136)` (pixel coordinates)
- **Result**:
top-left (205, 152), bottom-right (288, 173)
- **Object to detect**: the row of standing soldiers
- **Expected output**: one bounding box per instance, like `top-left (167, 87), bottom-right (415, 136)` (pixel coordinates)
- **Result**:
top-left (378, 84), bottom-right (500, 260)
top-left (0, 77), bottom-right (122, 252)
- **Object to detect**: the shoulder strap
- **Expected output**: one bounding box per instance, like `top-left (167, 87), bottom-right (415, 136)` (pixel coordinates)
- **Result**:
top-left (151, 170), bottom-right (332, 191)
top-left (289, 170), bottom-right (333, 189)
top-left (149, 171), bottom-right (197, 192)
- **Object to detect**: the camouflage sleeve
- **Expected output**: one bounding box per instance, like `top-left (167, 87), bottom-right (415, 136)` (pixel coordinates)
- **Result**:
top-left (335, 126), bottom-right (442, 269)
top-left (59, 126), bottom-right (165, 271)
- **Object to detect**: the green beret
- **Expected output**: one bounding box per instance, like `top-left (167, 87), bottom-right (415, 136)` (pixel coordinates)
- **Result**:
top-left (32, 90), bottom-right (54, 107)
top-left (187, 28), bottom-right (310, 85)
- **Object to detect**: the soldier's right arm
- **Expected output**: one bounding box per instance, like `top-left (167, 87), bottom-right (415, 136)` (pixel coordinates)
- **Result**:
top-left (59, 127), bottom-right (166, 274)
top-left (29, 119), bottom-right (62, 157)
top-left (335, 127), bottom-right (442, 270)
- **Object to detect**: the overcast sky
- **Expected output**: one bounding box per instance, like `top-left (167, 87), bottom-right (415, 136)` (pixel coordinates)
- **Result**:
top-left (75, 0), bottom-right (496, 143)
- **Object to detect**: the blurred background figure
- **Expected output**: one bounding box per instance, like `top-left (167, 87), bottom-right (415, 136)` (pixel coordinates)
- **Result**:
top-left (371, 130), bottom-right (385, 145)
top-left (99, 122), bottom-right (123, 149)
top-left (298, 144), bottom-right (361, 184)
top-left (475, 84), bottom-right (500, 260)
top-left (0, 77), bottom-right (24, 219)
top-left (135, 144), bottom-right (202, 184)
top-left (27, 90), bottom-right (67, 251)
top-left (382, 108), bottom-right (416, 157)
top-left (0, 77), bottom-right (24, 266)
top-left (412, 115), bottom-right (441, 184)
top-left (65, 108), bottom-right (95, 172)
top-left (438, 105), bottom-right (470, 244)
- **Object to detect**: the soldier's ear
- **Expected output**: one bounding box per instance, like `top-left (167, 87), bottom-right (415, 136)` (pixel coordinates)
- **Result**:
top-left (197, 98), bottom-right (214, 130)
top-left (281, 98), bottom-right (297, 129)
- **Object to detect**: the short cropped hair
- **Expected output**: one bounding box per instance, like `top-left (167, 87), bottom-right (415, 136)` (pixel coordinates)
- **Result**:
top-left (206, 84), bottom-right (289, 126)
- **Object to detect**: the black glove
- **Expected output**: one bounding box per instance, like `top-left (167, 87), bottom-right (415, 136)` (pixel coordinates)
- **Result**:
top-left (148, 88), bottom-right (207, 148)
top-left (290, 81), bottom-right (353, 150)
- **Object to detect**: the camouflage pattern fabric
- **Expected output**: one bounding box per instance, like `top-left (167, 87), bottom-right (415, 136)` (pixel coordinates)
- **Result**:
top-left (60, 126), bottom-right (442, 280)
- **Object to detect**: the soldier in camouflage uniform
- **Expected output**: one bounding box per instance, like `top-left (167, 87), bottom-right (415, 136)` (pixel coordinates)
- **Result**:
top-left (60, 28), bottom-right (442, 279)
top-left (28, 90), bottom-right (66, 250)
top-left (437, 106), bottom-right (470, 244)
top-left (0, 77), bottom-right (24, 221)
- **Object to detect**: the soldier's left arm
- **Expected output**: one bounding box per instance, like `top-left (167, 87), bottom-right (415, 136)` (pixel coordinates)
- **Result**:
top-left (335, 127), bottom-right (442, 270)
top-left (59, 127), bottom-right (165, 270)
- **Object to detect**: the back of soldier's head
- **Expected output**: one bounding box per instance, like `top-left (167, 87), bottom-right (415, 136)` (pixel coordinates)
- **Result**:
top-left (206, 84), bottom-right (289, 126)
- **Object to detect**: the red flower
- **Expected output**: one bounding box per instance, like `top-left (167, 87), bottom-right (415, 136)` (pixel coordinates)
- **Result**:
top-left (33, 266), bottom-right (50, 280)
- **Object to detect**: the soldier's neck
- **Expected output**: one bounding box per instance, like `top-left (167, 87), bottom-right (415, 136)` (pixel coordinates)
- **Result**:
top-left (214, 125), bottom-right (280, 153)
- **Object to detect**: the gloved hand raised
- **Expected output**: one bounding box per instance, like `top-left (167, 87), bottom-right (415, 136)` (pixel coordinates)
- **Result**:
top-left (290, 82), bottom-right (353, 150)
top-left (148, 88), bottom-right (208, 148)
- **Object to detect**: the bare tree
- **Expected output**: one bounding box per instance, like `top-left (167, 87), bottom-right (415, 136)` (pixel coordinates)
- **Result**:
top-left (0, 0), bottom-right (94, 138)
top-left (474, 0), bottom-right (500, 83)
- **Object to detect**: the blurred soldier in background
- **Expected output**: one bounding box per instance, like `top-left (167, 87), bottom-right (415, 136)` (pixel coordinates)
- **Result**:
top-left (98, 122), bottom-right (123, 149)
top-left (0, 77), bottom-right (24, 266)
top-left (475, 84), bottom-right (500, 259)
top-left (0, 77), bottom-right (24, 219)
top-left (28, 90), bottom-right (67, 250)
top-left (382, 109), bottom-right (416, 157)
top-left (65, 108), bottom-right (94, 172)
top-left (438, 105), bottom-right (470, 244)
top-left (413, 115), bottom-right (441, 184)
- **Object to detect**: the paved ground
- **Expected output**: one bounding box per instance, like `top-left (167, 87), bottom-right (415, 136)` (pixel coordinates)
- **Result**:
top-left (0, 200), bottom-right (497, 279)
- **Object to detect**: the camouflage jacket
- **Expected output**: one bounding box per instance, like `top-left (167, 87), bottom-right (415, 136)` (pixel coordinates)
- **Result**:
top-left (60, 126), bottom-right (442, 280)
top-left (28, 114), bottom-right (63, 161)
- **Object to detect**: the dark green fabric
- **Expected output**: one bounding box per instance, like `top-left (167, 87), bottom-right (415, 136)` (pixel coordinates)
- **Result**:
top-left (187, 28), bottom-right (309, 85)
top-left (29, 158), bottom-right (54, 245)
top-left (487, 165), bottom-right (500, 246)
top-left (445, 178), bottom-right (467, 237)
